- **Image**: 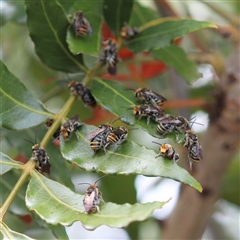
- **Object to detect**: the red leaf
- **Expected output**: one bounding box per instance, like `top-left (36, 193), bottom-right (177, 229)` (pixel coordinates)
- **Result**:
top-left (20, 214), bottom-right (33, 225)
top-left (14, 154), bottom-right (28, 164)
top-left (102, 22), bottom-right (116, 40)
top-left (118, 48), bottom-right (135, 60)
top-left (141, 61), bottom-right (167, 79)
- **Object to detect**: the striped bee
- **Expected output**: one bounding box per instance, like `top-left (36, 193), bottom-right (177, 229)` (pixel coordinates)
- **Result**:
top-left (131, 104), bottom-right (165, 125)
top-left (105, 126), bottom-right (129, 148)
top-left (79, 176), bottom-right (105, 214)
top-left (102, 39), bottom-right (119, 75)
top-left (120, 23), bottom-right (139, 40)
top-left (86, 124), bottom-right (114, 155)
top-left (72, 11), bottom-right (93, 36)
top-left (183, 130), bottom-right (203, 170)
top-left (153, 141), bottom-right (179, 163)
top-left (32, 144), bottom-right (51, 174)
top-left (60, 115), bottom-right (83, 141)
top-left (133, 88), bottom-right (167, 108)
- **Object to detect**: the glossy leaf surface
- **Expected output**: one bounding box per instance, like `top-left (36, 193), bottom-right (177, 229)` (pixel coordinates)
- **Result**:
top-left (0, 61), bottom-right (54, 130)
top-left (152, 44), bottom-right (202, 84)
top-left (129, 2), bottom-right (159, 27)
top-left (126, 19), bottom-right (217, 52)
top-left (0, 152), bottom-right (23, 175)
top-left (103, 0), bottom-right (134, 37)
top-left (0, 223), bottom-right (35, 240)
top-left (60, 124), bottom-right (202, 191)
top-left (25, 0), bottom-right (85, 72)
top-left (26, 171), bottom-right (170, 230)
top-left (67, 1), bottom-right (103, 56)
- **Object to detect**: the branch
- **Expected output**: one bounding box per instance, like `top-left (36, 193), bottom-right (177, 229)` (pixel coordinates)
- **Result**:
top-left (162, 42), bottom-right (240, 239)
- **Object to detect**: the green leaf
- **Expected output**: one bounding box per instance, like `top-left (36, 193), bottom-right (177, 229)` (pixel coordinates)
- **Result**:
top-left (103, 0), bottom-right (134, 37)
top-left (152, 45), bottom-right (202, 84)
top-left (25, 0), bottom-right (86, 73)
top-left (60, 124), bottom-right (202, 191)
top-left (67, 1), bottom-right (103, 56)
top-left (0, 222), bottom-right (35, 240)
top-left (126, 19), bottom-right (217, 53)
top-left (0, 61), bottom-right (54, 130)
top-left (0, 171), bottom-right (29, 216)
top-left (0, 0), bottom-right (26, 26)
top-left (0, 152), bottom-right (23, 175)
top-left (129, 2), bottom-right (159, 27)
top-left (91, 78), bottom-right (159, 137)
top-left (26, 171), bottom-right (170, 229)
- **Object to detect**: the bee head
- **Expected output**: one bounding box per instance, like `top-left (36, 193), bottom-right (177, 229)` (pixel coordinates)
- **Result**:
top-left (134, 88), bottom-right (143, 97)
top-left (68, 81), bottom-right (76, 89)
top-left (32, 144), bottom-right (40, 151)
top-left (133, 106), bottom-right (140, 116)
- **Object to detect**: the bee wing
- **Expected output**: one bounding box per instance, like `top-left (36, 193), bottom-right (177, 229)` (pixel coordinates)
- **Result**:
top-left (84, 192), bottom-right (95, 211)
top-left (150, 91), bottom-right (167, 101)
top-left (86, 128), bottom-right (105, 140)
top-left (85, 19), bottom-right (93, 35)
top-left (196, 144), bottom-right (203, 160)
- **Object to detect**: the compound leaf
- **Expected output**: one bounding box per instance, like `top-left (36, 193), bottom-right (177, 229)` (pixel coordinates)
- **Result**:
top-left (60, 124), bottom-right (202, 192)
top-left (0, 152), bottom-right (23, 175)
top-left (25, 0), bottom-right (85, 72)
top-left (0, 61), bottom-right (54, 130)
top-left (26, 171), bottom-right (170, 230)
top-left (126, 19), bottom-right (217, 52)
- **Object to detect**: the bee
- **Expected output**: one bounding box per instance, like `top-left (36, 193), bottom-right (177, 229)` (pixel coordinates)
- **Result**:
top-left (86, 124), bottom-right (114, 155)
top-left (45, 119), bottom-right (61, 140)
top-left (130, 104), bottom-right (166, 125)
top-left (81, 87), bottom-right (97, 108)
top-left (104, 126), bottom-right (129, 149)
top-left (60, 115), bottom-right (83, 141)
top-left (68, 81), bottom-right (85, 97)
top-left (120, 23), bottom-right (139, 40)
top-left (183, 130), bottom-right (203, 170)
top-left (72, 10), bottom-right (93, 36)
top-left (32, 144), bottom-right (51, 174)
top-left (102, 39), bottom-right (119, 75)
top-left (79, 175), bottom-right (106, 214)
top-left (153, 141), bottom-right (180, 163)
top-left (133, 88), bottom-right (167, 108)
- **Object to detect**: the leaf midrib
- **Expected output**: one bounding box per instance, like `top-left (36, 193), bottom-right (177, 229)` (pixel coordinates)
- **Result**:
top-left (0, 88), bottom-right (52, 117)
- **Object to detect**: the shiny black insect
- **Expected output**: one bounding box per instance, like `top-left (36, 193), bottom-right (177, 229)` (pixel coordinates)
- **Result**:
top-left (134, 88), bottom-right (167, 108)
top-left (153, 142), bottom-right (179, 163)
top-left (68, 81), bottom-right (96, 108)
top-left (183, 129), bottom-right (203, 170)
top-left (131, 104), bottom-right (165, 125)
top-left (60, 115), bottom-right (83, 141)
top-left (79, 176), bottom-right (105, 214)
top-left (45, 119), bottom-right (61, 140)
top-left (72, 10), bottom-right (93, 36)
top-left (32, 144), bottom-right (51, 174)
top-left (120, 23), bottom-right (139, 40)
top-left (102, 39), bottom-right (118, 75)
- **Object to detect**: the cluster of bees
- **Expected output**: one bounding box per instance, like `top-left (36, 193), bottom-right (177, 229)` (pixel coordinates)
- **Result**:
top-left (71, 10), bottom-right (139, 75)
top-left (128, 87), bottom-right (203, 170)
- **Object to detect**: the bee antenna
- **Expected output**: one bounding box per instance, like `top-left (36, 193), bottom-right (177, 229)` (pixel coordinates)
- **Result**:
top-left (77, 182), bottom-right (91, 186)
top-left (125, 87), bottom-right (135, 91)
top-left (152, 141), bottom-right (162, 146)
top-left (112, 116), bottom-right (123, 124)
top-left (23, 139), bottom-right (34, 145)
top-left (94, 174), bottom-right (107, 184)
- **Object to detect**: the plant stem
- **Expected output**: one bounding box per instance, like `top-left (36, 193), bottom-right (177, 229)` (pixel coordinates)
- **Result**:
top-left (41, 95), bottom-right (75, 148)
top-left (0, 160), bottom-right (35, 221)
top-left (82, 61), bottom-right (103, 85)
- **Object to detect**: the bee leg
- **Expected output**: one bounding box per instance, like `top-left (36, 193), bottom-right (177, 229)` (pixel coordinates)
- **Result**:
top-left (96, 206), bottom-right (100, 214)
top-left (155, 153), bottom-right (162, 159)
top-left (147, 116), bottom-right (151, 125)
top-left (75, 130), bottom-right (80, 141)
top-left (189, 158), bottom-right (193, 170)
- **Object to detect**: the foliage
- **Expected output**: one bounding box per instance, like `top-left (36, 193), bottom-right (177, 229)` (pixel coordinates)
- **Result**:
top-left (2, 0), bottom-right (235, 239)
